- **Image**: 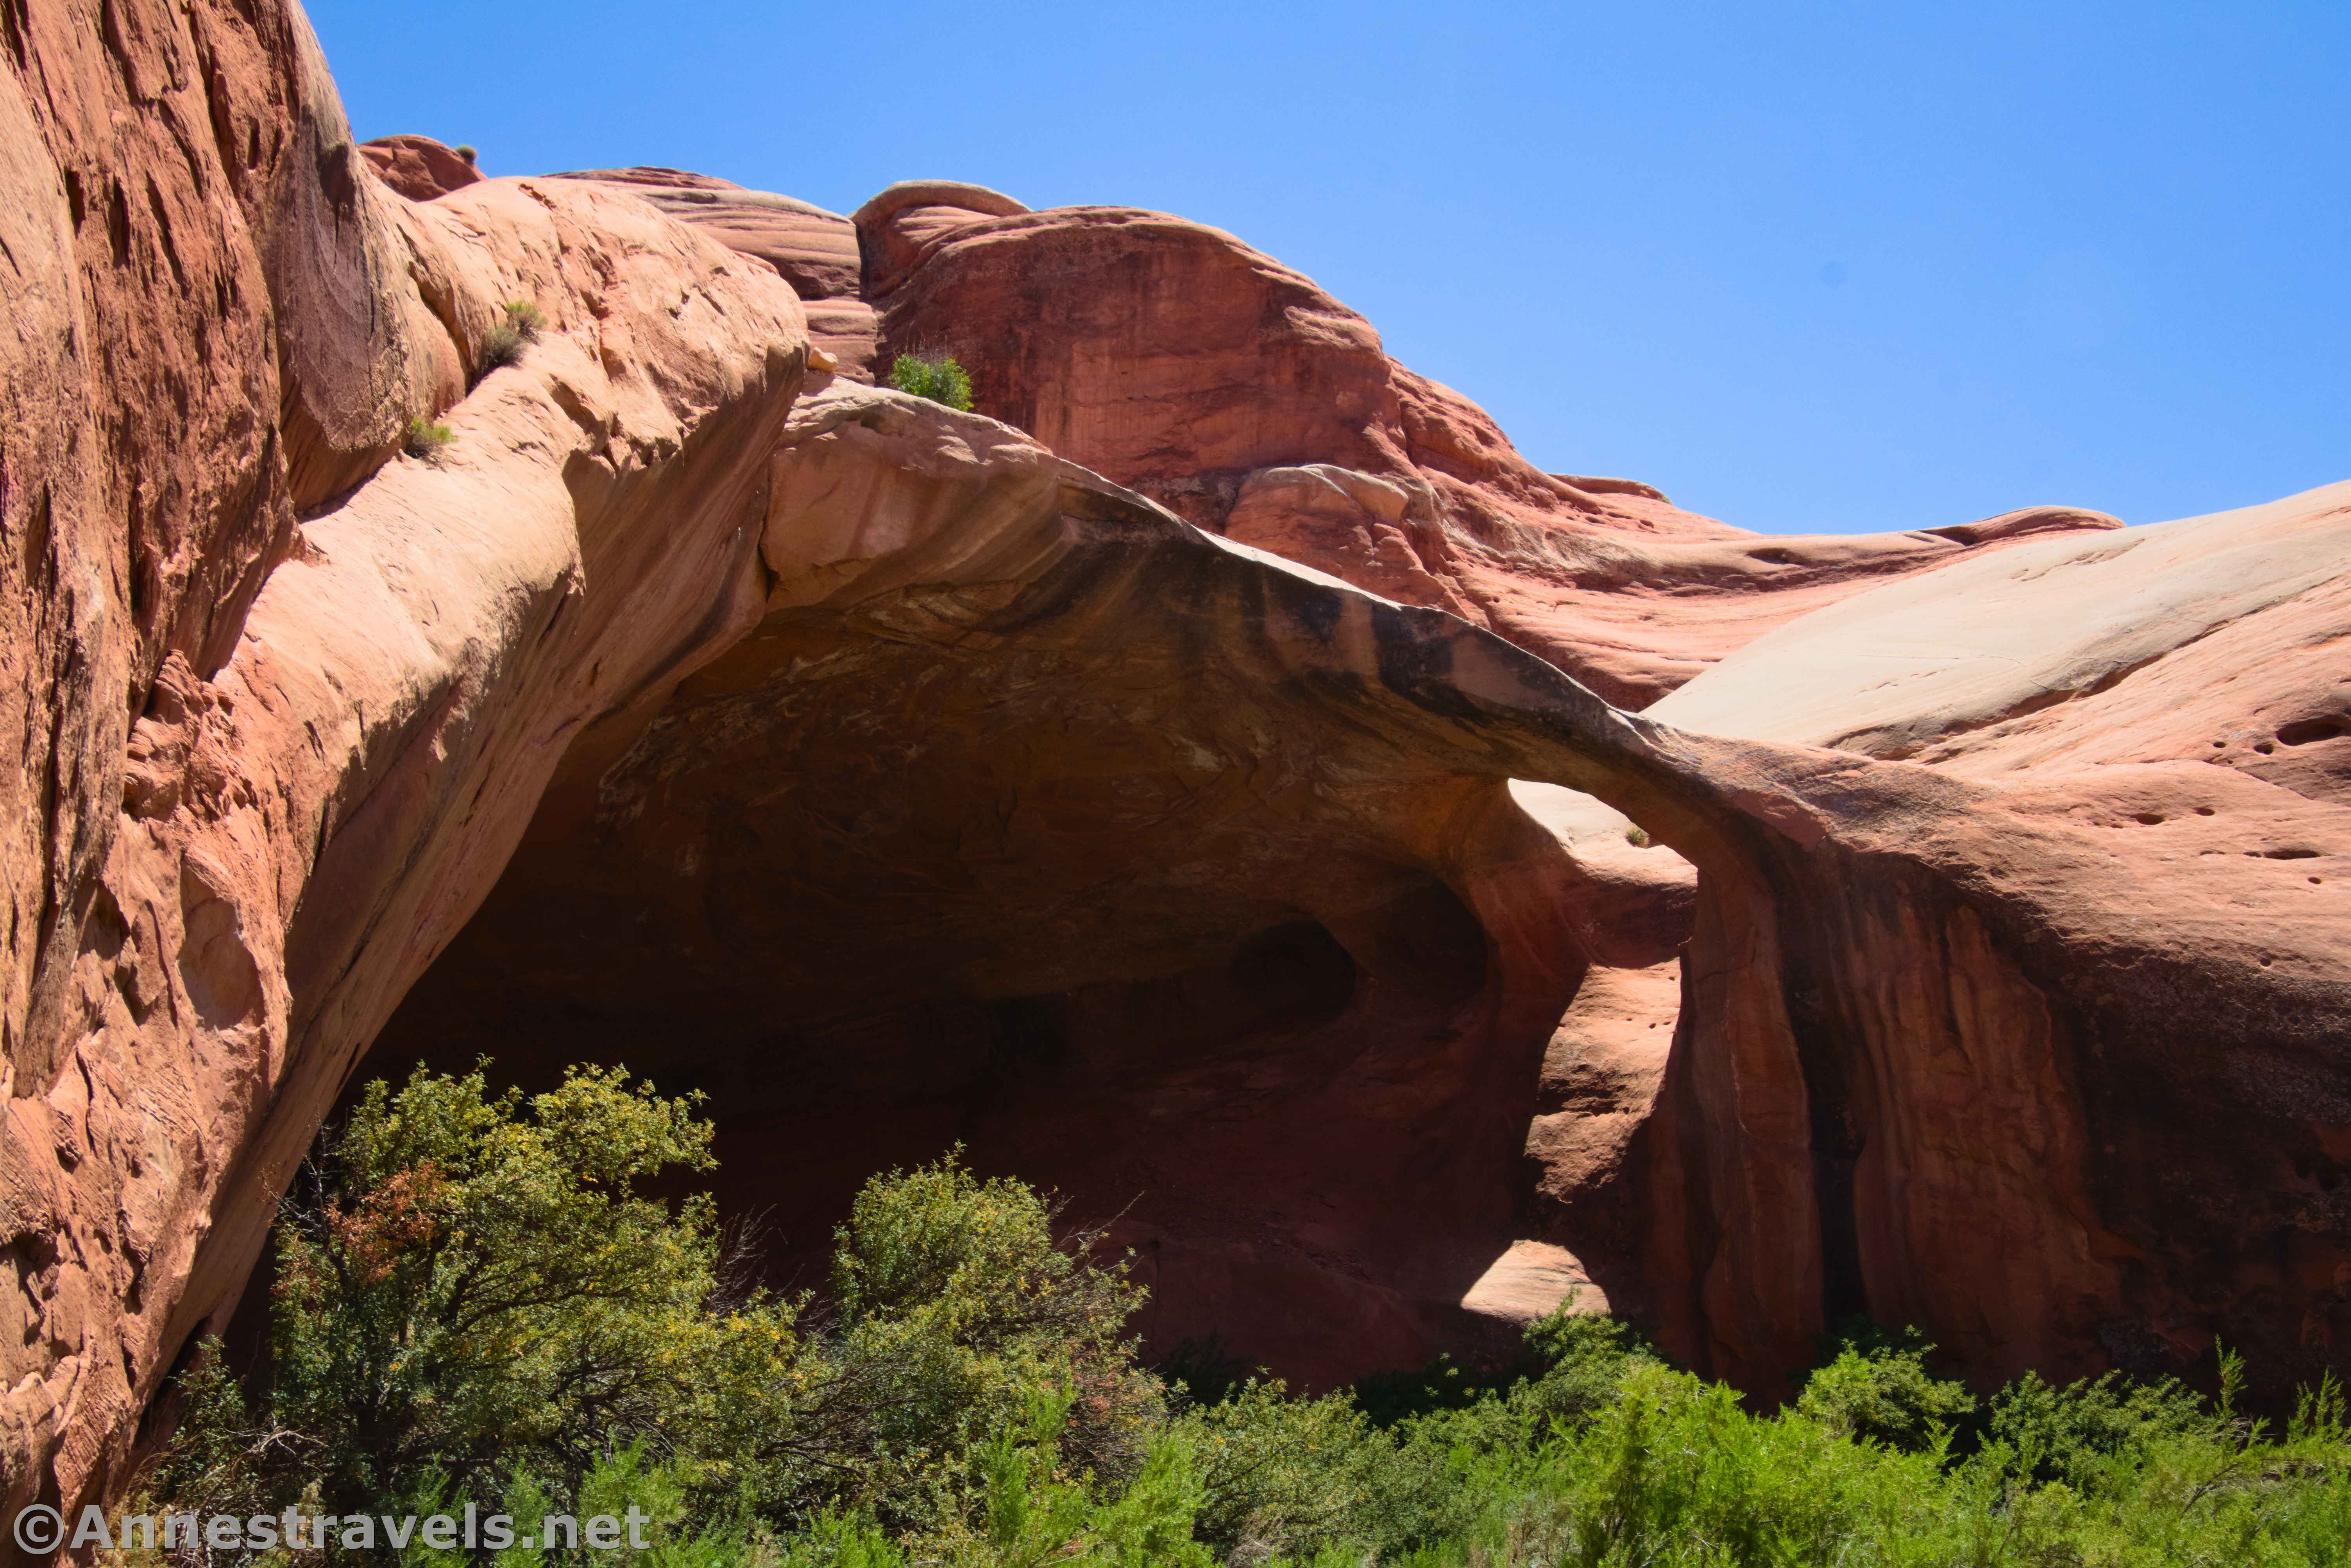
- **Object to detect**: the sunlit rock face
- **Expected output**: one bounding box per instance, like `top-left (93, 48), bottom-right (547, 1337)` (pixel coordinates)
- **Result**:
top-left (5, 0), bottom-right (2349, 1533)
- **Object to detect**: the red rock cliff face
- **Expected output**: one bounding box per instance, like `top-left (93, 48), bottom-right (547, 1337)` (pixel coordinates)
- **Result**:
top-left (846, 185), bottom-right (2122, 707)
top-left (5, 7), bottom-right (2349, 1539)
top-left (0, 0), bottom-right (809, 1529)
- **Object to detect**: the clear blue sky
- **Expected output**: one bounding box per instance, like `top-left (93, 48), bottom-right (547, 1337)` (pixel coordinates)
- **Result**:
top-left (308, 0), bottom-right (2346, 536)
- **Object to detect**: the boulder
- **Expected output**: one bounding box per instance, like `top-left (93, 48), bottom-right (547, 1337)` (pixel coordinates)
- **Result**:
top-left (359, 134), bottom-right (483, 200)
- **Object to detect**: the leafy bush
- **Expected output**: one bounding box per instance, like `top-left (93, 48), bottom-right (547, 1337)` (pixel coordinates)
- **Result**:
top-left (1795, 1323), bottom-right (1976, 1452)
top-left (152, 1065), bottom-right (2351, 1568)
top-left (156, 1071), bottom-right (1162, 1559)
top-left (156, 1065), bottom-right (786, 1525)
top-left (403, 415), bottom-right (453, 460)
top-left (1986, 1361), bottom-right (2214, 1487)
top-left (889, 351), bottom-right (974, 411)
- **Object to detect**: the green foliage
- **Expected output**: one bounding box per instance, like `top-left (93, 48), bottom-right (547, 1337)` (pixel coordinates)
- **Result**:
top-left (1517, 1298), bottom-right (1662, 1432)
top-left (1178, 1379), bottom-right (1391, 1559)
top-left (158, 1074), bottom-right (1163, 1561)
top-left (453, 144), bottom-right (478, 166)
top-left (403, 415), bottom-right (453, 460)
top-left (888, 351), bottom-right (974, 411)
top-left (1795, 1323), bottom-right (1976, 1452)
top-left (173, 1064), bottom-right (785, 1523)
top-left (156, 1068), bottom-right (2351, 1567)
top-left (1984, 1362), bottom-right (2213, 1487)
top-left (799, 1149), bottom-right (1162, 1523)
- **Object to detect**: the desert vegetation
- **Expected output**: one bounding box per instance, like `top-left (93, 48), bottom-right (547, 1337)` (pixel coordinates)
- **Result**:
top-left (139, 1066), bottom-right (2351, 1566)
top-left (888, 351), bottom-right (975, 411)
top-left (476, 301), bottom-right (549, 379)
top-left (403, 417), bottom-right (454, 461)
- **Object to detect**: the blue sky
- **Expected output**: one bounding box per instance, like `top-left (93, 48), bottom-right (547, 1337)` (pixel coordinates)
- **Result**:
top-left (307, 1), bottom-right (2346, 536)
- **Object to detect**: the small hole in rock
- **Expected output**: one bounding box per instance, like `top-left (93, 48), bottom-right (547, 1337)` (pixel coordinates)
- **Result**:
top-left (2193, 805), bottom-right (2215, 816)
top-left (2132, 813), bottom-right (2164, 826)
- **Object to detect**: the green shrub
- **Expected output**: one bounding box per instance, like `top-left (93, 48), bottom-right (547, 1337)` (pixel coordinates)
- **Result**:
top-left (173, 1064), bottom-right (781, 1522)
top-left (889, 351), bottom-right (974, 411)
top-left (157, 1076), bottom-right (1163, 1557)
top-left (1985, 1361), bottom-right (2214, 1487)
top-left (1177, 1380), bottom-right (1390, 1559)
top-left (1795, 1324), bottom-right (1976, 1452)
top-left (154, 1065), bottom-right (2351, 1568)
top-left (403, 415), bottom-right (453, 460)
top-left (810, 1148), bottom-right (1163, 1515)
top-left (1517, 1298), bottom-right (1663, 1432)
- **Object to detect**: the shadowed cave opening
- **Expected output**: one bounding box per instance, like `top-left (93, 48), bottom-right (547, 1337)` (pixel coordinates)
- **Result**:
top-left (354, 609), bottom-right (1617, 1388)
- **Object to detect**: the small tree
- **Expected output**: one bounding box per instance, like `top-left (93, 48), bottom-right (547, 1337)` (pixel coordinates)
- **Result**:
top-left (889, 352), bottom-right (975, 411)
top-left (157, 1076), bottom-right (1165, 1552)
top-left (162, 1064), bottom-right (794, 1527)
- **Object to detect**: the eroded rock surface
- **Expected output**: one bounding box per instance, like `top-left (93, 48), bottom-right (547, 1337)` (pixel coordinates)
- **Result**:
top-left (848, 192), bottom-right (2125, 706)
top-left (0, 1), bottom-right (809, 1523)
top-left (1628, 481), bottom-right (2351, 1394)
top-left (358, 134), bottom-right (482, 200)
top-left (551, 167), bottom-right (877, 380)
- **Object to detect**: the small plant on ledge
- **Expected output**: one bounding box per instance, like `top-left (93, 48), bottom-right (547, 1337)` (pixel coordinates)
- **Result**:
top-left (889, 349), bottom-right (974, 410)
top-left (476, 300), bottom-right (547, 377)
top-left (403, 415), bottom-right (453, 461)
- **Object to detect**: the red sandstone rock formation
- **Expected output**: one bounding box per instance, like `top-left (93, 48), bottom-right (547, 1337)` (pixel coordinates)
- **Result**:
top-left (564, 172), bottom-right (2123, 708)
top-left (848, 190), bottom-right (2124, 706)
top-left (549, 168), bottom-right (878, 381)
top-left (5, 2), bottom-right (2348, 1541)
top-left (0, 0), bottom-right (809, 1525)
top-left (1630, 481), bottom-right (2351, 1394)
top-left (358, 133), bottom-right (481, 200)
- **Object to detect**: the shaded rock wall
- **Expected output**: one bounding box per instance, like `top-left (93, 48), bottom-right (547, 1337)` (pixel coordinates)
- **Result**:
top-left (374, 383), bottom-right (1633, 1385)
